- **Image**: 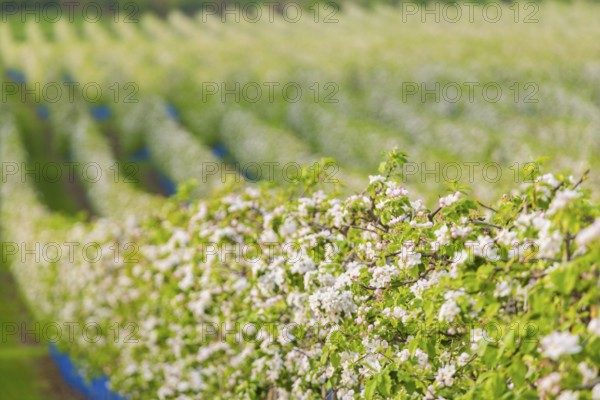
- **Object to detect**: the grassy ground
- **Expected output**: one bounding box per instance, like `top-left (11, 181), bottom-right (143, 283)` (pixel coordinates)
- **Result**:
top-left (0, 263), bottom-right (84, 400)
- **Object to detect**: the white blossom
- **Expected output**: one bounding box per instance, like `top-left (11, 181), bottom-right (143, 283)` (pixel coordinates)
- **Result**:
top-left (557, 391), bottom-right (579, 400)
top-left (439, 192), bottom-right (461, 207)
top-left (494, 280), bottom-right (512, 297)
top-left (398, 244), bottom-right (422, 268)
top-left (368, 175), bottom-right (386, 184)
top-left (457, 352), bottom-right (470, 367)
top-left (398, 349), bottom-right (411, 362)
top-left (439, 299), bottom-right (460, 323)
top-left (385, 185), bottom-right (408, 198)
top-left (496, 229), bottom-right (518, 246)
top-left (577, 219), bottom-right (600, 249)
top-left (414, 349), bottom-right (429, 368)
top-left (578, 362), bottom-right (597, 385)
top-left (592, 384), bottom-right (600, 400)
top-left (588, 318), bottom-right (600, 336)
top-left (450, 225), bottom-right (471, 239)
top-left (541, 332), bottom-right (581, 360)
top-left (548, 189), bottom-right (579, 214)
top-left (537, 372), bottom-right (562, 397)
top-left (435, 364), bottom-right (456, 387)
top-left (539, 173), bottom-right (560, 187)
top-left (434, 225), bottom-right (451, 246)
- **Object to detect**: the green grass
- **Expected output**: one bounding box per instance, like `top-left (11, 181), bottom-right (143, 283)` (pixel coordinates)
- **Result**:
top-left (0, 264), bottom-right (80, 400)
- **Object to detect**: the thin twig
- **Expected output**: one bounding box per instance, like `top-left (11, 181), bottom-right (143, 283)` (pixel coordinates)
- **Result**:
top-left (348, 225), bottom-right (380, 235)
top-left (565, 231), bottom-right (573, 261)
top-left (477, 201), bottom-right (498, 213)
top-left (428, 207), bottom-right (442, 221)
top-left (472, 220), bottom-right (503, 230)
top-left (551, 181), bottom-right (564, 195)
top-left (573, 169), bottom-right (590, 190)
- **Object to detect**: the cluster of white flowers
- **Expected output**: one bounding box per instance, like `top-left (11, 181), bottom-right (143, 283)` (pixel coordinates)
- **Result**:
top-left (438, 291), bottom-right (464, 323)
top-left (456, 352), bottom-right (471, 367)
top-left (439, 192), bottom-right (461, 208)
top-left (434, 225), bottom-right (451, 246)
top-left (577, 219), bottom-right (600, 249)
top-left (435, 364), bottom-right (456, 387)
top-left (2, 122), bottom-right (600, 400)
top-left (537, 372), bottom-right (562, 397)
top-left (548, 189), bottom-right (580, 215)
top-left (308, 287), bottom-right (357, 324)
top-left (534, 174), bottom-right (561, 201)
top-left (589, 319), bottom-right (600, 336)
top-left (494, 280), bottom-right (512, 297)
top-left (496, 229), bottom-right (518, 246)
top-left (540, 332), bottom-right (581, 360)
top-left (578, 362), bottom-right (597, 386)
top-left (369, 265), bottom-right (398, 288)
top-left (385, 183), bottom-right (408, 199)
top-left (397, 243), bottom-right (423, 269)
top-left (593, 384), bottom-right (600, 400)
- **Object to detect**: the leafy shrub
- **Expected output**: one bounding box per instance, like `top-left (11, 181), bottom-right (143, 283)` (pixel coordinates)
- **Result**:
top-left (3, 142), bottom-right (600, 399)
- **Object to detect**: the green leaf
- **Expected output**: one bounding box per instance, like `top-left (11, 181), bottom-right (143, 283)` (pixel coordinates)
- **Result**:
top-left (485, 375), bottom-right (506, 398)
top-left (586, 337), bottom-right (600, 366)
top-left (509, 360), bottom-right (527, 387)
top-left (378, 371), bottom-right (392, 397)
top-left (330, 351), bottom-right (341, 368)
top-left (364, 376), bottom-right (379, 400)
top-left (320, 347), bottom-right (330, 364)
top-left (500, 328), bottom-right (518, 355)
top-left (481, 343), bottom-right (500, 367)
top-left (516, 391), bottom-right (539, 400)
top-left (550, 266), bottom-right (578, 294)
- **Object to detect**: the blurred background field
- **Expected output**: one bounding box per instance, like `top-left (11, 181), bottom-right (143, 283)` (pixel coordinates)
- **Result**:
top-left (1, 1), bottom-right (600, 206)
top-left (1, 0), bottom-right (600, 398)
